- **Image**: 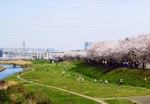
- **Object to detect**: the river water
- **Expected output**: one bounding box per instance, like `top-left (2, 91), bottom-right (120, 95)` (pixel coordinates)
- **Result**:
top-left (0, 64), bottom-right (23, 79)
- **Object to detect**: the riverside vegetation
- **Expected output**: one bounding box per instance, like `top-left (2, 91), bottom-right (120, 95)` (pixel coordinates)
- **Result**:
top-left (1, 60), bottom-right (150, 104)
top-left (0, 66), bottom-right (6, 72)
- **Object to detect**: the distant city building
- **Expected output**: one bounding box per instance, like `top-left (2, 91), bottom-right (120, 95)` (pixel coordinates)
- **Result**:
top-left (38, 48), bottom-right (47, 52)
top-left (0, 48), bottom-right (3, 57)
top-left (23, 41), bottom-right (25, 50)
top-left (37, 52), bottom-right (42, 60)
top-left (84, 42), bottom-right (92, 50)
top-left (1, 48), bottom-right (60, 60)
top-left (47, 48), bottom-right (56, 53)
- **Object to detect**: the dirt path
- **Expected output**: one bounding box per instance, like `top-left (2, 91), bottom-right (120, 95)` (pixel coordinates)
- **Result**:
top-left (17, 70), bottom-right (150, 104)
top-left (127, 96), bottom-right (150, 104)
top-left (17, 70), bottom-right (107, 104)
top-left (95, 96), bottom-right (150, 104)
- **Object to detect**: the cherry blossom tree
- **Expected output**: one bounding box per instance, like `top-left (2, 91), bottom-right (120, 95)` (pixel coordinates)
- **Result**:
top-left (53, 34), bottom-right (150, 69)
top-left (88, 34), bottom-right (150, 69)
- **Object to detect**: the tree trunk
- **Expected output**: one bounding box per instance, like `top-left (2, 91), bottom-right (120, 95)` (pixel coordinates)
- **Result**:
top-left (142, 60), bottom-right (145, 69)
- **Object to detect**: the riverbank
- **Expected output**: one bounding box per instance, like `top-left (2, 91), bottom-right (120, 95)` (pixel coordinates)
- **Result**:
top-left (0, 60), bottom-right (32, 66)
top-left (0, 65), bottom-right (23, 79)
top-left (0, 66), bottom-right (6, 72)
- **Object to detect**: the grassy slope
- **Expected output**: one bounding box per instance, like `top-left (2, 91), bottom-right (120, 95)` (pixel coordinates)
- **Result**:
top-left (4, 64), bottom-right (99, 104)
top-left (18, 61), bottom-right (150, 97)
top-left (71, 60), bottom-right (150, 88)
top-left (4, 60), bottom-right (150, 103)
top-left (25, 84), bottom-right (99, 104)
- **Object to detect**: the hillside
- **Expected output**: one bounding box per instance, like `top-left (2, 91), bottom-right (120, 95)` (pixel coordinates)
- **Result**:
top-left (70, 60), bottom-right (150, 88)
top-left (2, 60), bottom-right (150, 104)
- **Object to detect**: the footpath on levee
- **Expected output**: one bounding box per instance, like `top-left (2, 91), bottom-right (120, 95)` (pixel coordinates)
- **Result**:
top-left (17, 70), bottom-right (150, 104)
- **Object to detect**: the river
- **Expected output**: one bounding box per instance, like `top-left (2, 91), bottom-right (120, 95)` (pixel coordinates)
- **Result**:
top-left (0, 64), bottom-right (23, 79)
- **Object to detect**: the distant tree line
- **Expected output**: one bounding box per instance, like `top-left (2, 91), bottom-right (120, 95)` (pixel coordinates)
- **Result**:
top-left (53, 35), bottom-right (150, 69)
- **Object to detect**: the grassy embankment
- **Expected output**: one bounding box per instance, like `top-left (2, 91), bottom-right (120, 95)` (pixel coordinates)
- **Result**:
top-left (2, 60), bottom-right (99, 104)
top-left (3, 60), bottom-right (150, 104)
top-left (71, 60), bottom-right (150, 88)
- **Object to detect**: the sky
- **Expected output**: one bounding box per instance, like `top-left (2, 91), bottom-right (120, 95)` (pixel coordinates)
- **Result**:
top-left (0, 0), bottom-right (150, 51)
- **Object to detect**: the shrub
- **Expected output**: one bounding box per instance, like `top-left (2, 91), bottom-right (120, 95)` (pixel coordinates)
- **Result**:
top-left (0, 90), bottom-right (10, 103)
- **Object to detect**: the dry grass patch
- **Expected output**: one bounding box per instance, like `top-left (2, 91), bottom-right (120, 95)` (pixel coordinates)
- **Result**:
top-left (0, 60), bottom-right (32, 66)
top-left (0, 80), bottom-right (17, 90)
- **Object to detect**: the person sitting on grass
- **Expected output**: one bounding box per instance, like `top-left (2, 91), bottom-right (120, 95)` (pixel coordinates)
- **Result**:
top-left (82, 77), bottom-right (84, 81)
top-left (94, 79), bottom-right (97, 82)
top-left (62, 71), bottom-right (65, 75)
top-left (144, 78), bottom-right (147, 82)
top-left (119, 78), bottom-right (123, 85)
top-left (99, 79), bottom-right (102, 83)
top-left (104, 80), bottom-right (108, 84)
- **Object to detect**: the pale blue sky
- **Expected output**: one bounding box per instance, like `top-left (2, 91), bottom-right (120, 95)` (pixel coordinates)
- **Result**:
top-left (0, 0), bottom-right (150, 51)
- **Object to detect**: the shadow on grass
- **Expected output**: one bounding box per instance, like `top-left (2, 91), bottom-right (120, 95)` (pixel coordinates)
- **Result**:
top-left (70, 61), bottom-right (118, 78)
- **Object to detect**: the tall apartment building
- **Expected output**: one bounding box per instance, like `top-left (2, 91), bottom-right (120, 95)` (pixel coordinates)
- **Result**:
top-left (84, 42), bottom-right (92, 50)
top-left (0, 48), bottom-right (3, 57)
top-left (23, 41), bottom-right (25, 50)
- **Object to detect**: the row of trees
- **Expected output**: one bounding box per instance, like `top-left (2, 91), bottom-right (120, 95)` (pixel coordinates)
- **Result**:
top-left (53, 50), bottom-right (87, 61)
top-left (88, 35), bottom-right (150, 69)
top-left (53, 35), bottom-right (150, 69)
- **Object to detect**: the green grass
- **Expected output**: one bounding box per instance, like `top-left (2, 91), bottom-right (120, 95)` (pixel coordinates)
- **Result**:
top-left (105, 99), bottom-right (135, 104)
top-left (25, 85), bottom-right (99, 104)
top-left (0, 89), bottom-right (10, 104)
top-left (4, 60), bottom-right (150, 104)
top-left (5, 64), bottom-right (99, 104)
top-left (21, 65), bottom-right (150, 97)
top-left (30, 59), bottom-right (50, 64)
top-left (11, 61), bottom-right (149, 97)
top-left (2, 83), bottom-right (98, 104)
top-left (70, 60), bottom-right (150, 88)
